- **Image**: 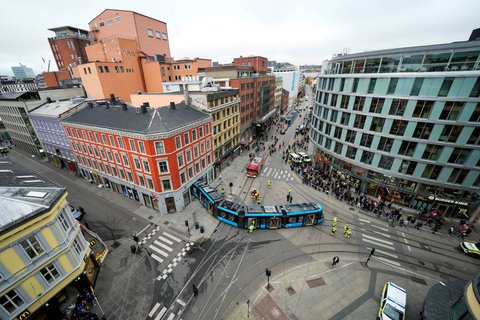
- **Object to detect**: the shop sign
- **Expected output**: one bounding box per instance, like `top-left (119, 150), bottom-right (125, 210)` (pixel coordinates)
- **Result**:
top-left (89, 240), bottom-right (96, 248)
top-left (429, 196), bottom-right (468, 206)
top-left (16, 310), bottom-right (30, 320)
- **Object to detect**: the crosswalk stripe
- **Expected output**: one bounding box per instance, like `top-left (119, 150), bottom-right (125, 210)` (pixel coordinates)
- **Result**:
top-left (166, 313), bottom-right (175, 320)
top-left (372, 231), bottom-right (391, 238)
top-left (163, 232), bottom-right (181, 242)
top-left (366, 247), bottom-right (398, 258)
top-left (148, 303), bottom-right (161, 317)
top-left (157, 235), bottom-right (174, 245)
top-left (154, 307), bottom-right (167, 320)
top-left (274, 171), bottom-right (279, 179)
top-left (265, 168), bottom-right (272, 176)
top-left (362, 238), bottom-right (393, 250)
top-left (358, 218), bottom-right (370, 223)
top-left (150, 245), bottom-right (169, 257)
top-left (151, 254), bottom-right (164, 263)
top-left (363, 234), bottom-right (393, 245)
top-left (374, 256), bottom-right (401, 267)
top-left (176, 299), bottom-right (186, 306)
top-left (371, 225), bottom-right (389, 232)
top-left (154, 240), bottom-right (173, 252)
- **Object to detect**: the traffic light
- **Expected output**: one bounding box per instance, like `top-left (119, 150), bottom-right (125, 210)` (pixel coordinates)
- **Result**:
top-left (265, 268), bottom-right (271, 277)
top-left (185, 220), bottom-right (189, 227)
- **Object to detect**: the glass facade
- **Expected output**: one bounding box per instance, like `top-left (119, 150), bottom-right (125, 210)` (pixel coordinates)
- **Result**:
top-left (312, 40), bottom-right (480, 219)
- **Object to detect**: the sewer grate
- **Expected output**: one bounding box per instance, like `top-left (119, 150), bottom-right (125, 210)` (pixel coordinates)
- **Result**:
top-left (410, 276), bottom-right (427, 285)
top-left (286, 286), bottom-right (296, 296)
top-left (306, 277), bottom-right (326, 288)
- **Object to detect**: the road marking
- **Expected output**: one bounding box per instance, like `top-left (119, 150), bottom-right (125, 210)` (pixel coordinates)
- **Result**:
top-left (150, 245), bottom-right (169, 257)
top-left (166, 314), bottom-right (175, 320)
top-left (265, 167), bottom-right (272, 176)
top-left (163, 231), bottom-right (181, 242)
top-left (362, 238), bottom-right (393, 250)
top-left (137, 224), bottom-right (152, 236)
top-left (372, 230), bottom-right (391, 238)
top-left (361, 228), bottom-right (366, 231)
top-left (366, 247), bottom-right (398, 258)
top-left (371, 225), bottom-right (389, 232)
top-left (154, 240), bottom-right (173, 252)
top-left (363, 234), bottom-right (393, 246)
top-left (154, 307), bottom-right (167, 320)
top-left (151, 254), bottom-right (164, 263)
top-left (274, 171), bottom-right (279, 179)
top-left (176, 299), bottom-right (186, 306)
top-left (157, 235), bottom-right (174, 245)
top-left (359, 218), bottom-right (370, 223)
top-left (148, 302), bottom-right (161, 317)
top-left (374, 256), bottom-right (401, 267)
top-left (401, 232), bottom-right (412, 251)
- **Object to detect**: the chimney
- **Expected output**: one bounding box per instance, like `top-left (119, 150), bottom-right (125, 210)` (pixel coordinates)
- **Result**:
top-left (183, 84), bottom-right (189, 106)
top-left (46, 97), bottom-right (52, 103)
top-left (141, 102), bottom-right (149, 114)
top-left (170, 102), bottom-right (176, 109)
top-left (122, 102), bottom-right (128, 111)
top-left (110, 93), bottom-right (116, 104)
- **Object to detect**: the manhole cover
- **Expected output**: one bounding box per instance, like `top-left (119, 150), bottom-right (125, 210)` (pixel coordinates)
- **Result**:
top-left (418, 260), bottom-right (425, 266)
top-left (306, 277), bottom-right (326, 288)
top-left (410, 276), bottom-right (427, 285)
top-left (286, 286), bottom-right (296, 296)
top-left (164, 221), bottom-right (170, 225)
top-left (444, 261), bottom-right (454, 269)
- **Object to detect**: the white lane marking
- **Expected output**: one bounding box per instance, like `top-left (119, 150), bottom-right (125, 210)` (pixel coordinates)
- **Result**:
top-left (166, 313), bottom-right (175, 320)
top-left (149, 245), bottom-right (169, 257)
top-left (265, 167), bottom-right (272, 176)
top-left (366, 247), bottom-right (398, 258)
top-left (274, 171), bottom-right (279, 179)
top-left (363, 234), bottom-right (393, 246)
top-left (151, 254), bottom-right (164, 263)
top-left (148, 302), bottom-right (160, 317)
top-left (154, 240), bottom-right (173, 252)
top-left (176, 299), bottom-right (186, 307)
top-left (362, 238), bottom-right (394, 250)
top-left (157, 235), bottom-right (174, 245)
top-left (137, 224), bottom-right (152, 236)
top-left (371, 225), bottom-right (389, 232)
top-left (163, 231), bottom-right (181, 242)
top-left (402, 232), bottom-right (412, 251)
top-left (374, 256), bottom-right (401, 267)
top-left (359, 218), bottom-right (370, 223)
top-left (372, 231), bottom-right (391, 238)
top-left (154, 307), bottom-right (167, 320)
top-left (361, 228), bottom-right (366, 231)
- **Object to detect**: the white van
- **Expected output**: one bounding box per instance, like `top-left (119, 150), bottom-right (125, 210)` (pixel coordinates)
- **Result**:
top-left (288, 152), bottom-right (302, 164)
top-left (298, 152), bottom-right (312, 163)
top-left (378, 282), bottom-right (406, 320)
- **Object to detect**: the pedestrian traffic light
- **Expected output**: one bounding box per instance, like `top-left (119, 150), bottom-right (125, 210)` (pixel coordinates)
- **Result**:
top-left (265, 268), bottom-right (271, 277)
top-left (185, 220), bottom-right (189, 227)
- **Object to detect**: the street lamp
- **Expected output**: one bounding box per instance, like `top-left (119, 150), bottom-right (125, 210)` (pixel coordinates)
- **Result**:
top-left (246, 299), bottom-right (250, 318)
top-left (265, 268), bottom-right (271, 290)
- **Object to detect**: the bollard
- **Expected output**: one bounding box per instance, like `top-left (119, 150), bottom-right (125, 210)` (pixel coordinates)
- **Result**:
top-left (200, 226), bottom-right (205, 233)
top-left (195, 222), bottom-right (199, 229)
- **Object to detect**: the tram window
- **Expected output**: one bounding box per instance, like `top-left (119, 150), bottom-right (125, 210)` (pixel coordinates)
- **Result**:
top-left (228, 215), bottom-right (238, 223)
top-left (219, 210), bottom-right (227, 218)
top-left (288, 216), bottom-right (298, 223)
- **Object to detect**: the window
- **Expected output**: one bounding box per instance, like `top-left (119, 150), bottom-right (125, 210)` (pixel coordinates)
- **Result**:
top-left (161, 179), bottom-right (172, 191)
top-left (180, 171), bottom-right (186, 184)
top-left (162, 32), bottom-right (168, 40)
top-left (387, 78), bottom-right (399, 95)
top-left (333, 142), bottom-right (343, 154)
top-left (389, 99), bottom-right (407, 116)
top-left (20, 235), bottom-right (44, 259)
top-left (175, 136), bottom-right (182, 149)
top-left (127, 171), bottom-right (133, 182)
top-left (413, 101), bottom-right (433, 118)
top-left (188, 166), bottom-right (194, 179)
top-left (367, 78), bottom-right (377, 94)
top-left (340, 112), bottom-right (350, 125)
top-left (439, 125), bottom-right (462, 143)
top-left (412, 123), bottom-right (433, 139)
top-left (117, 137), bottom-right (124, 148)
top-left (115, 16), bottom-right (122, 23)
top-left (119, 169), bottom-right (125, 179)
top-left (378, 137), bottom-right (393, 152)
top-left (410, 78), bottom-right (424, 96)
top-left (155, 31), bottom-right (161, 38)
top-left (155, 141), bottom-right (165, 154)
top-left (122, 154), bottom-right (129, 166)
top-left (346, 146), bottom-right (357, 159)
top-left (158, 160), bottom-right (169, 173)
top-left (469, 104), bottom-right (480, 122)
top-left (147, 178), bottom-right (154, 190)
top-left (339, 78), bottom-right (345, 91)
top-left (378, 155), bottom-right (394, 170)
top-left (109, 136), bottom-right (115, 146)
top-left (345, 129), bottom-right (355, 143)
top-left (467, 127), bottom-right (480, 145)
top-left (390, 120), bottom-right (407, 135)
top-left (193, 145), bottom-right (199, 158)
top-left (398, 141), bottom-right (417, 156)
top-left (360, 133), bottom-right (373, 147)
top-left (177, 154), bottom-right (184, 167)
top-left (438, 77), bottom-right (454, 97)
top-left (352, 78), bottom-right (359, 92)
top-left (186, 149), bottom-right (192, 162)
top-left (340, 95), bottom-right (350, 109)
top-left (192, 130), bottom-right (197, 141)
top-left (102, 134), bottom-right (108, 145)
top-left (353, 115), bottom-right (366, 129)
top-left (448, 169), bottom-right (468, 184)
top-left (58, 211), bottom-right (70, 232)
top-left (448, 148), bottom-right (470, 164)
top-left (129, 140), bottom-right (136, 152)
top-left (133, 158), bottom-right (141, 170)
top-left (422, 164), bottom-right (442, 180)
top-left (400, 160), bottom-right (417, 175)
top-left (369, 98), bottom-right (384, 113)
top-left (370, 117), bottom-right (385, 132)
top-left (360, 150), bottom-right (373, 164)
top-left (142, 159), bottom-right (150, 172)
top-left (422, 144), bottom-right (443, 161)
top-left (40, 263), bottom-right (60, 284)
top-left (470, 77), bottom-right (480, 97)
top-left (72, 237), bottom-right (83, 255)
top-left (184, 133), bottom-right (190, 145)
top-left (353, 96), bottom-right (365, 111)
top-left (147, 29), bottom-right (154, 37)
top-left (138, 175), bottom-right (145, 186)
top-left (107, 151), bottom-right (113, 161)
top-left (138, 141), bottom-right (145, 153)
top-left (439, 102), bottom-right (463, 120)
top-left (0, 289), bottom-right (25, 314)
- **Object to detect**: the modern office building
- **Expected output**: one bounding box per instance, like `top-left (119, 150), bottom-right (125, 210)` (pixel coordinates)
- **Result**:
top-left (11, 64), bottom-right (35, 80)
top-left (272, 66), bottom-right (305, 101)
top-left (0, 79), bottom-right (37, 94)
top-left (48, 26), bottom-right (91, 71)
top-left (61, 99), bottom-right (214, 214)
top-left (311, 36), bottom-right (480, 220)
top-left (0, 159), bottom-right (92, 320)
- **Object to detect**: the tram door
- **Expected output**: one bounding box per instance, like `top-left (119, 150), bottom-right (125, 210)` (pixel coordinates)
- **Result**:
top-left (306, 214), bottom-right (315, 226)
top-left (269, 217), bottom-right (280, 229)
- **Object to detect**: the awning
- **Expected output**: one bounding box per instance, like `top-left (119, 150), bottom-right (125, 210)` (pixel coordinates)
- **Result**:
top-left (253, 108), bottom-right (278, 124)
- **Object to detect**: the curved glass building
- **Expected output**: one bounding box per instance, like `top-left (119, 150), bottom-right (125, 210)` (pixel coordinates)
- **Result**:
top-left (311, 38), bottom-right (480, 219)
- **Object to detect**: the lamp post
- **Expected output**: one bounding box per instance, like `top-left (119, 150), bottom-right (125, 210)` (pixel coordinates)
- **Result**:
top-left (265, 268), bottom-right (271, 290)
top-left (246, 299), bottom-right (250, 318)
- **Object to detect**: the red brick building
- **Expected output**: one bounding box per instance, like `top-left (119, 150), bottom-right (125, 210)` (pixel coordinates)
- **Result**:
top-left (61, 99), bottom-right (214, 214)
top-left (233, 56), bottom-right (268, 74)
top-left (48, 26), bottom-right (91, 71)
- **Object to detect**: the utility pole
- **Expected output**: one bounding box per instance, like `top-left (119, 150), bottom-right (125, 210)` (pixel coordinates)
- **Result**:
top-left (247, 299), bottom-right (250, 318)
top-left (265, 268), bottom-right (271, 290)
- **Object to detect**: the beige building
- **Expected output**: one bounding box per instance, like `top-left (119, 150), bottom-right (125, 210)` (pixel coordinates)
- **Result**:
top-left (275, 77), bottom-right (283, 110)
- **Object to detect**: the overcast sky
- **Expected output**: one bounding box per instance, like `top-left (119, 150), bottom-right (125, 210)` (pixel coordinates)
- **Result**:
top-left (1, 0), bottom-right (479, 75)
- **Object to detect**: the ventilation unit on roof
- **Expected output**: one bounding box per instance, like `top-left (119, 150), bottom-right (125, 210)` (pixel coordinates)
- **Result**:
top-left (25, 191), bottom-right (48, 198)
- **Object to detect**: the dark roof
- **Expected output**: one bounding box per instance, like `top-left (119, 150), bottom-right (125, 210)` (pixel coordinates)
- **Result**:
top-left (0, 92), bottom-right (30, 100)
top-left (62, 102), bottom-right (210, 134)
top-left (88, 9), bottom-right (167, 25)
top-left (422, 278), bottom-right (468, 320)
top-left (48, 26), bottom-right (90, 34)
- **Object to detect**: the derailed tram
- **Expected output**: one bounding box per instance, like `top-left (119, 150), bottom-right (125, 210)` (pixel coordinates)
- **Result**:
top-left (191, 182), bottom-right (324, 229)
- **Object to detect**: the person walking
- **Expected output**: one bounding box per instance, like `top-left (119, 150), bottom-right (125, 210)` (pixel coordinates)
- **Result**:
top-left (288, 187), bottom-right (292, 195)
top-left (331, 225), bottom-right (337, 236)
top-left (343, 224), bottom-right (349, 235)
top-left (267, 180), bottom-right (272, 188)
top-left (248, 223), bottom-right (255, 234)
top-left (193, 284), bottom-right (199, 297)
top-left (220, 187), bottom-right (225, 195)
top-left (332, 256), bottom-right (340, 266)
top-left (333, 216), bottom-right (338, 227)
top-left (289, 195), bottom-right (293, 203)
top-left (345, 227), bottom-right (352, 239)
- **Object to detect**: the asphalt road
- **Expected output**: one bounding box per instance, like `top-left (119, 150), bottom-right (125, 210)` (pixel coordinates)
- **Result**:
top-left (6, 148), bottom-right (150, 241)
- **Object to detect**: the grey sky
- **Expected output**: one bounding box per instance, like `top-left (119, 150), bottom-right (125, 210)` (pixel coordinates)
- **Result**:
top-left (1, 0), bottom-right (479, 75)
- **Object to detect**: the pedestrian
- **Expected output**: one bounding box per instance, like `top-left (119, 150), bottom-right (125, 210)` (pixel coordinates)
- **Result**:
top-left (267, 180), bottom-right (272, 188)
top-left (248, 223), bottom-right (254, 234)
top-left (193, 284), bottom-right (199, 297)
top-left (343, 224), bottom-right (349, 235)
top-left (345, 228), bottom-right (352, 239)
top-left (220, 187), bottom-right (225, 195)
top-left (289, 195), bottom-right (293, 203)
top-left (331, 225), bottom-right (337, 236)
top-left (448, 226), bottom-right (454, 236)
top-left (286, 194), bottom-right (290, 202)
top-left (333, 216), bottom-right (337, 227)
top-left (332, 256), bottom-right (340, 266)
top-left (257, 197), bottom-right (262, 205)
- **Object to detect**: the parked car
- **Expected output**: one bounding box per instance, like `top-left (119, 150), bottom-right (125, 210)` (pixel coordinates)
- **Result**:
top-left (68, 205), bottom-right (84, 220)
top-left (378, 282), bottom-right (406, 320)
top-left (0, 147), bottom-right (9, 154)
top-left (298, 152), bottom-right (312, 163)
top-left (460, 241), bottom-right (480, 257)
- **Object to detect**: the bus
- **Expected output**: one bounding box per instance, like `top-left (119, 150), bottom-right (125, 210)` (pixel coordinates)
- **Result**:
top-left (246, 156), bottom-right (264, 177)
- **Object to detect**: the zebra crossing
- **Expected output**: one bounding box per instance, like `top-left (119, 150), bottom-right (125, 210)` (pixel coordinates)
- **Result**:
top-left (148, 299), bottom-right (186, 320)
top-left (260, 166), bottom-right (294, 181)
top-left (358, 218), bottom-right (401, 267)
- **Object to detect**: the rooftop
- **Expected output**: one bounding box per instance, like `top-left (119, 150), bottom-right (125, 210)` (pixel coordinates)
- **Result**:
top-left (0, 158), bottom-right (65, 234)
top-left (62, 101), bottom-right (211, 135)
top-left (29, 97), bottom-right (87, 118)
